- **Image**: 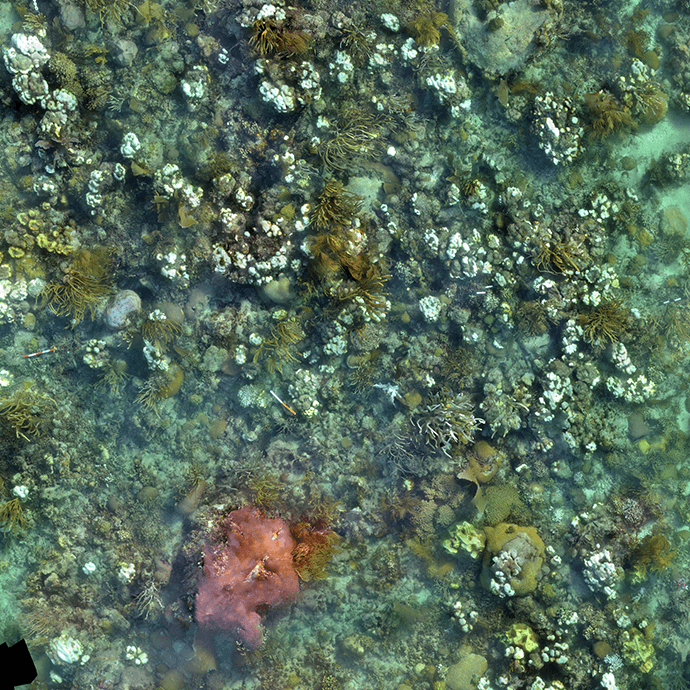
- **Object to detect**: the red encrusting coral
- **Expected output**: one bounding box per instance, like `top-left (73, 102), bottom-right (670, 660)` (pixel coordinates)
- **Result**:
top-left (195, 506), bottom-right (300, 649)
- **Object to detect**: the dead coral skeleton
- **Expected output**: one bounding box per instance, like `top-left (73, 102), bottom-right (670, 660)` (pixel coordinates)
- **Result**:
top-left (134, 577), bottom-right (164, 620)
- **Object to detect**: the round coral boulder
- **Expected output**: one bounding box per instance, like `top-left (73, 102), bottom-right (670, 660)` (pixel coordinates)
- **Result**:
top-left (103, 289), bottom-right (141, 330)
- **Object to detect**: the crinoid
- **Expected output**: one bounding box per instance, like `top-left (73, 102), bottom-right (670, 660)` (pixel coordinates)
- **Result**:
top-left (253, 317), bottom-right (306, 373)
top-left (340, 25), bottom-right (373, 63)
top-left (85, 0), bottom-right (132, 26)
top-left (533, 240), bottom-right (581, 274)
top-left (632, 529), bottom-right (676, 577)
top-left (0, 498), bottom-right (27, 535)
top-left (22, 600), bottom-right (61, 637)
top-left (312, 181), bottom-right (363, 230)
top-left (584, 90), bottom-right (637, 139)
top-left (291, 520), bottom-right (340, 581)
top-left (632, 81), bottom-right (668, 125)
top-left (580, 298), bottom-right (628, 345)
top-left (249, 18), bottom-right (310, 57)
top-left (317, 109), bottom-right (384, 171)
top-left (330, 264), bottom-right (391, 323)
top-left (96, 359), bottom-right (130, 395)
top-left (140, 309), bottom-right (182, 348)
top-left (407, 11), bottom-right (452, 47)
top-left (135, 364), bottom-right (184, 412)
top-left (40, 247), bottom-right (112, 326)
top-left (0, 388), bottom-right (57, 440)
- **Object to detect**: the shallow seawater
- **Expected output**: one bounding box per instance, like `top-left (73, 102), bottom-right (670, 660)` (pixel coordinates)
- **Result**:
top-left (0, 0), bottom-right (689, 689)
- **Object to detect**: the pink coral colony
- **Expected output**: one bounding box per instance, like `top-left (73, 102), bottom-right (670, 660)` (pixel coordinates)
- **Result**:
top-left (195, 506), bottom-right (300, 649)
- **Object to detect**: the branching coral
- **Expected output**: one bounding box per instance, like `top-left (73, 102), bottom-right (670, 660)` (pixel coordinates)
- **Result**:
top-left (515, 300), bottom-right (552, 336)
top-left (134, 578), bottom-right (164, 620)
top-left (415, 389), bottom-right (483, 457)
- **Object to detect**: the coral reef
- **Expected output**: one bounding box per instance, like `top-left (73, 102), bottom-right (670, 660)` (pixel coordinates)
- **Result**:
top-left (0, 0), bottom-right (689, 688)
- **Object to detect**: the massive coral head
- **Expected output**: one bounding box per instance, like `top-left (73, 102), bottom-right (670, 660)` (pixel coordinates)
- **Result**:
top-left (195, 506), bottom-right (299, 650)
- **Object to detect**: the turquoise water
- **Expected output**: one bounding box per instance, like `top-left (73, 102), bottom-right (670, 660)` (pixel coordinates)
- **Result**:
top-left (0, 0), bottom-right (689, 688)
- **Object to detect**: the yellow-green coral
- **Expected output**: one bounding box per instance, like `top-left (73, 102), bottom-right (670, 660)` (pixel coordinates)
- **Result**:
top-left (621, 627), bottom-right (655, 673)
top-left (36, 229), bottom-right (73, 255)
top-left (483, 485), bottom-right (524, 526)
top-left (443, 521), bottom-right (486, 560)
top-left (504, 623), bottom-right (540, 652)
top-left (481, 523), bottom-right (545, 596)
